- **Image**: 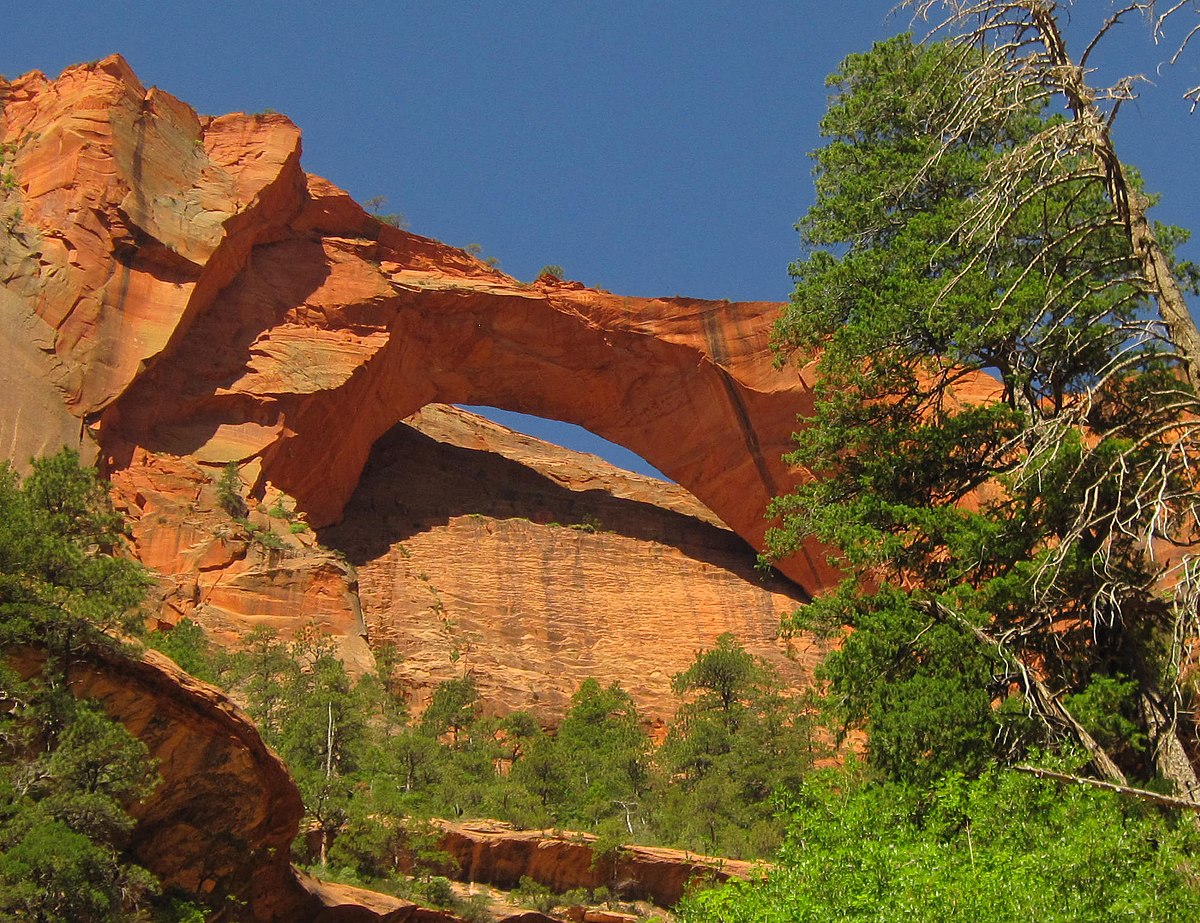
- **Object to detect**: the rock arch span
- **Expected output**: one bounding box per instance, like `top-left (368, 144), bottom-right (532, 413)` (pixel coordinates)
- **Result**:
top-left (1, 55), bottom-right (837, 595)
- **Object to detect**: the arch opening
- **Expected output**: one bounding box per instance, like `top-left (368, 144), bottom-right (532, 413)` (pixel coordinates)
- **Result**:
top-left (314, 400), bottom-right (816, 725)
top-left (456, 405), bottom-right (672, 482)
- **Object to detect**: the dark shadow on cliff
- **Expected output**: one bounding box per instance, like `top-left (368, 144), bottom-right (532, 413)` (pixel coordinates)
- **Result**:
top-left (106, 237), bottom-right (336, 460)
top-left (318, 416), bottom-right (809, 603)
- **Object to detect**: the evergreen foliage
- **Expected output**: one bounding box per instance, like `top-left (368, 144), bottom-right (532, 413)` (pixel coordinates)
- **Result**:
top-left (0, 450), bottom-right (147, 663)
top-left (658, 634), bottom-right (817, 857)
top-left (161, 621), bottom-right (812, 870)
top-left (768, 34), bottom-right (1200, 787)
top-left (0, 450), bottom-right (203, 922)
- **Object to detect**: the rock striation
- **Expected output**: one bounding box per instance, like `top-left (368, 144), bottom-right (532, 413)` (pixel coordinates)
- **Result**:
top-left (325, 403), bottom-right (825, 723)
top-left (1, 53), bottom-right (844, 712)
top-left (8, 644), bottom-right (307, 920)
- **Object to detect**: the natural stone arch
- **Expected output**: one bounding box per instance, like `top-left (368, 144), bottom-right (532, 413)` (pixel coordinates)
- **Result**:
top-left (109, 216), bottom-right (839, 594)
top-left (1, 55), bottom-right (837, 596)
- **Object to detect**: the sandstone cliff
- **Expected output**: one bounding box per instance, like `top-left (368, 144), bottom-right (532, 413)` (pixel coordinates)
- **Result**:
top-left (323, 403), bottom-right (824, 722)
top-left (0, 54), bottom-right (829, 922)
top-left (1, 54), bottom-right (837, 714)
top-left (1, 54), bottom-right (834, 582)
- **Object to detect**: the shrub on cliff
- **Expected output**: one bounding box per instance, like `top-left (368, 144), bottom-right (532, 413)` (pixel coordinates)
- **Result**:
top-left (0, 449), bottom-right (147, 665)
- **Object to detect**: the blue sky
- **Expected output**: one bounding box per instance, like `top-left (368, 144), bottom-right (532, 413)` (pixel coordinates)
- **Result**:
top-left (7, 2), bottom-right (1198, 479)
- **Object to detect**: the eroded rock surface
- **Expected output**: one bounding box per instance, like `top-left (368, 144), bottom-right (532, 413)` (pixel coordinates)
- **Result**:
top-left (8, 645), bottom-right (308, 920)
top-left (1, 54), bottom-right (836, 595)
top-left (324, 404), bottom-right (824, 723)
top-left (435, 820), bottom-right (761, 908)
top-left (0, 56), bottom-right (830, 918)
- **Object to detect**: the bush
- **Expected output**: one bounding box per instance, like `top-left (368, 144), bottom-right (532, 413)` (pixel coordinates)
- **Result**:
top-left (422, 876), bottom-right (455, 907)
top-left (215, 462), bottom-right (247, 518)
top-left (677, 764), bottom-right (1200, 923)
top-left (513, 876), bottom-right (558, 912)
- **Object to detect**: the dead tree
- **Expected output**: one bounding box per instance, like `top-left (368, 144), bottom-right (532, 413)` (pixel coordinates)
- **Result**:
top-left (900, 0), bottom-right (1200, 803)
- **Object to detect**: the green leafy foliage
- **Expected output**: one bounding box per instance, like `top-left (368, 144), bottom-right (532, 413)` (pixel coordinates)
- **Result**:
top-left (0, 450), bottom-right (204, 920)
top-left (657, 635), bottom-right (819, 857)
top-left (514, 678), bottom-right (650, 835)
top-left (167, 619), bottom-right (812, 878)
top-left (214, 461), bottom-right (246, 519)
top-left (768, 34), bottom-right (1198, 785)
top-left (678, 763), bottom-right (1200, 922)
top-left (0, 450), bottom-right (147, 662)
top-left (144, 618), bottom-right (222, 684)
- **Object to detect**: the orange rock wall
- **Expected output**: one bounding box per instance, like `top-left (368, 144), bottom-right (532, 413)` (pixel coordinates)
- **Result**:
top-left (435, 820), bottom-right (761, 908)
top-left (8, 645), bottom-right (308, 921)
top-left (323, 405), bottom-right (826, 723)
top-left (1, 54), bottom-right (837, 596)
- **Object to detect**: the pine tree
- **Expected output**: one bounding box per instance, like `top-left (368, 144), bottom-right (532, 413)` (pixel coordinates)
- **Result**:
top-left (769, 33), bottom-right (1200, 793)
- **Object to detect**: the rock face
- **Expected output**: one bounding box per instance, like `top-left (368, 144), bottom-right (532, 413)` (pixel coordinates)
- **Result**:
top-left (9, 645), bottom-right (309, 921)
top-left (0, 54), bottom-right (836, 596)
top-left (296, 872), bottom-right (461, 923)
top-left (434, 820), bottom-right (762, 908)
top-left (1, 54), bottom-right (842, 712)
top-left (324, 404), bottom-right (825, 723)
top-left (1, 56), bottom-right (840, 917)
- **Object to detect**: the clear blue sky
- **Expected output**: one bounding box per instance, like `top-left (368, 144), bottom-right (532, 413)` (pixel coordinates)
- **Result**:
top-left (7, 2), bottom-right (1198, 479)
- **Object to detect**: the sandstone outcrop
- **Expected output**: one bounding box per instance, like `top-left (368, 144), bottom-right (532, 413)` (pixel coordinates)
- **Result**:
top-left (8, 644), bottom-right (308, 920)
top-left (296, 872), bottom-right (461, 923)
top-left (325, 403), bottom-right (825, 723)
top-left (1, 54), bottom-right (841, 714)
top-left (106, 447), bottom-right (374, 670)
top-left (0, 54), bottom-right (816, 922)
top-left (434, 820), bottom-right (761, 908)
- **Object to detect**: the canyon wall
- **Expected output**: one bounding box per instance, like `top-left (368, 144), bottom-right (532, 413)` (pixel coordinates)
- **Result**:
top-left (1, 54), bottom-right (838, 716)
top-left (0, 53), bottom-right (843, 921)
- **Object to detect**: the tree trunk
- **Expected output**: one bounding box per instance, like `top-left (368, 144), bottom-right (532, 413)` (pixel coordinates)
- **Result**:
top-left (1139, 687), bottom-right (1200, 804)
top-left (1026, 3), bottom-right (1200, 392)
top-left (1126, 190), bottom-right (1200, 393)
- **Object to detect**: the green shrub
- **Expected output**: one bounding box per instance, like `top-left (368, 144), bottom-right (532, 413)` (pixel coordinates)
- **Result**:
top-left (513, 876), bottom-right (558, 912)
top-left (215, 462), bottom-right (247, 518)
top-left (422, 876), bottom-right (455, 906)
top-left (677, 764), bottom-right (1200, 923)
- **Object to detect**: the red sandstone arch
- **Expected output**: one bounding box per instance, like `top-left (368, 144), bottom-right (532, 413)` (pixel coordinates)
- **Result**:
top-left (2, 55), bottom-right (838, 595)
top-left (107, 215), bottom-right (838, 592)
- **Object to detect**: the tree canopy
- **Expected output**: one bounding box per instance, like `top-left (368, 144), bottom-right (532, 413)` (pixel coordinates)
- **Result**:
top-left (768, 26), bottom-right (1200, 796)
top-left (0, 450), bottom-right (203, 922)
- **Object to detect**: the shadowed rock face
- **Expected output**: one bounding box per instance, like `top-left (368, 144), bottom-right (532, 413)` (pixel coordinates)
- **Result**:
top-left (1, 54), bottom-right (837, 595)
top-left (322, 404), bottom-right (825, 725)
